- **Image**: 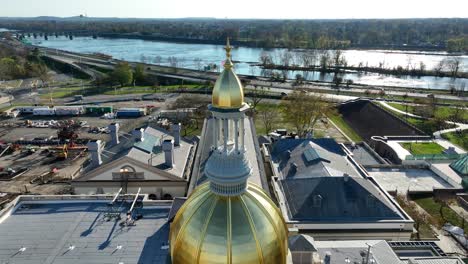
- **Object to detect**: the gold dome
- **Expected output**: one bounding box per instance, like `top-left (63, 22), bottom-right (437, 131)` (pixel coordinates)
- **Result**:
top-left (212, 39), bottom-right (244, 109)
top-left (170, 182), bottom-right (288, 264)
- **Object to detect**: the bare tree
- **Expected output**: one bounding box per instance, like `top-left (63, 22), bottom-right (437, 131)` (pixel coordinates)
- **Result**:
top-left (446, 58), bottom-right (462, 77)
top-left (193, 58), bottom-right (202, 71)
top-left (280, 89), bottom-right (329, 137)
top-left (154, 56), bottom-right (162, 65)
top-left (248, 84), bottom-right (269, 112)
top-left (433, 60), bottom-right (445, 76)
top-left (279, 50), bottom-right (293, 67)
top-left (259, 51), bottom-right (273, 66)
top-left (258, 107), bottom-right (280, 134)
top-left (168, 56), bottom-right (179, 73)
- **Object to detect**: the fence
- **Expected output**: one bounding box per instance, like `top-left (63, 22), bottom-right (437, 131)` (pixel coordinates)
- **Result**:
top-left (405, 153), bottom-right (466, 161)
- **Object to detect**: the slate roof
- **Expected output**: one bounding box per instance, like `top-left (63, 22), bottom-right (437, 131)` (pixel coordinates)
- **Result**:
top-left (270, 138), bottom-right (361, 179)
top-left (0, 200), bottom-right (171, 264)
top-left (288, 234), bottom-right (317, 252)
top-left (271, 138), bottom-right (407, 222)
top-left (450, 154), bottom-right (468, 176)
top-left (279, 176), bottom-right (405, 222)
top-left (82, 126), bottom-right (194, 179)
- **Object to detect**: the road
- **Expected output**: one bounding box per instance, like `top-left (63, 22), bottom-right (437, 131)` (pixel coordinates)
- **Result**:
top-left (38, 47), bottom-right (468, 103)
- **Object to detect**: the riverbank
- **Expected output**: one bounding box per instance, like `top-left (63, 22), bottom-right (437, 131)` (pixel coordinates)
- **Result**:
top-left (259, 63), bottom-right (468, 80)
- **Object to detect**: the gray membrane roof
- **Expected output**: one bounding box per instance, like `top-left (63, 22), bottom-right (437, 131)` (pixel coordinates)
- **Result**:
top-left (314, 240), bottom-right (402, 264)
top-left (343, 143), bottom-right (384, 166)
top-left (0, 201), bottom-right (170, 264)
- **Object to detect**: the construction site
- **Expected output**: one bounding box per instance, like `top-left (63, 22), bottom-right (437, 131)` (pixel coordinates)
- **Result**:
top-left (0, 102), bottom-right (162, 210)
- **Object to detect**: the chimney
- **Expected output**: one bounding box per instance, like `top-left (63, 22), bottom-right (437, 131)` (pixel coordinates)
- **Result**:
top-left (344, 173), bottom-right (350, 182)
top-left (162, 139), bottom-right (175, 168)
top-left (171, 123), bottom-right (181, 146)
top-left (87, 140), bottom-right (103, 167)
top-left (323, 252), bottom-right (331, 264)
top-left (132, 128), bottom-right (145, 142)
top-left (108, 123), bottom-right (120, 145)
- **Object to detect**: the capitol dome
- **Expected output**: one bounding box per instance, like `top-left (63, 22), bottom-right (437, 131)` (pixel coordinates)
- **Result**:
top-left (211, 38), bottom-right (244, 109)
top-left (169, 182), bottom-right (288, 264)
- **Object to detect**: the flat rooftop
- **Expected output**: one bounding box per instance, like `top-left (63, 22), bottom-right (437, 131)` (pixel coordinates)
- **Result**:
top-left (368, 168), bottom-right (459, 193)
top-left (0, 198), bottom-right (171, 264)
top-left (343, 143), bottom-right (384, 166)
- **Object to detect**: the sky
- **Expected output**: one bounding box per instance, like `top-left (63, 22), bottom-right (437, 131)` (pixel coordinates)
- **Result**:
top-left (0, 0), bottom-right (467, 19)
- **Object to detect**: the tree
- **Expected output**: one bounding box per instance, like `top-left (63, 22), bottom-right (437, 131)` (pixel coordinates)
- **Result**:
top-left (378, 89), bottom-right (386, 98)
top-left (294, 74), bottom-right (304, 86)
top-left (332, 76), bottom-right (343, 88)
top-left (446, 58), bottom-right (462, 77)
top-left (345, 79), bottom-right (353, 89)
top-left (0, 58), bottom-right (18, 79)
top-left (280, 90), bottom-right (329, 137)
top-left (112, 62), bottom-right (133, 87)
top-left (133, 64), bottom-right (146, 85)
top-left (433, 60), bottom-right (445, 76)
top-left (450, 104), bottom-right (464, 122)
top-left (259, 51), bottom-right (273, 66)
top-left (154, 56), bottom-right (162, 65)
top-left (32, 63), bottom-right (50, 86)
top-left (258, 107), bottom-right (279, 134)
top-left (193, 58), bottom-right (202, 71)
top-left (168, 56), bottom-right (179, 71)
top-left (248, 85), bottom-right (269, 112)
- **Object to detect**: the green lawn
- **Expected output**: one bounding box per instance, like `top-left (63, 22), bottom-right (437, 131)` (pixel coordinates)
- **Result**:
top-left (327, 113), bottom-right (363, 142)
top-left (401, 142), bottom-right (445, 155)
top-left (414, 196), bottom-right (468, 233)
top-left (442, 130), bottom-right (468, 151)
top-left (384, 105), bottom-right (455, 134)
top-left (388, 102), bottom-right (468, 122)
top-left (388, 102), bottom-right (415, 113)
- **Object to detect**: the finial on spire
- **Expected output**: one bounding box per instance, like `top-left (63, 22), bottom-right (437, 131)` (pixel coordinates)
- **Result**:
top-left (223, 37), bottom-right (233, 69)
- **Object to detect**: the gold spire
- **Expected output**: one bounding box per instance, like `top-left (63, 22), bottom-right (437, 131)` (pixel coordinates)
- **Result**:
top-left (223, 37), bottom-right (233, 69)
top-left (211, 37), bottom-right (244, 109)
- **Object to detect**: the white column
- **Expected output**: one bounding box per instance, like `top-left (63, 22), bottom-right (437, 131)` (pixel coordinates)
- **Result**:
top-left (213, 117), bottom-right (218, 149)
top-left (240, 117), bottom-right (245, 151)
top-left (234, 119), bottom-right (239, 152)
top-left (223, 118), bottom-right (228, 153)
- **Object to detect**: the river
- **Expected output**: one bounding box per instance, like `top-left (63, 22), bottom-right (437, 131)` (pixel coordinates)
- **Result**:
top-left (28, 36), bottom-right (468, 90)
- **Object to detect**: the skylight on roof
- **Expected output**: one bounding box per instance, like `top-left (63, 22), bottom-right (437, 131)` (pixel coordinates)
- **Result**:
top-left (303, 148), bottom-right (321, 163)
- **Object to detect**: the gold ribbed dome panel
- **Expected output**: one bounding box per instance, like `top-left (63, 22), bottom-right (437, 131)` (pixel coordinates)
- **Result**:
top-left (212, 67), bottom-right (244, 109)
top-left (170, 182), bottom-right (288, 264)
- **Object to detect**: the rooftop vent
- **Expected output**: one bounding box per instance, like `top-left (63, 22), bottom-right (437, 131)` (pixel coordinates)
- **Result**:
top-left (312, 195), bottom-right (323, 208)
